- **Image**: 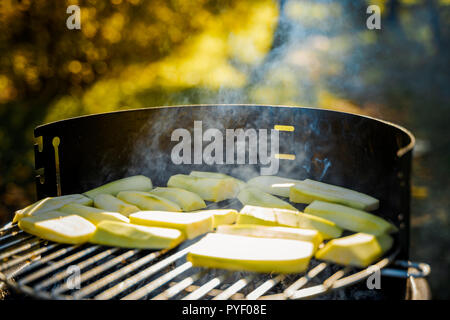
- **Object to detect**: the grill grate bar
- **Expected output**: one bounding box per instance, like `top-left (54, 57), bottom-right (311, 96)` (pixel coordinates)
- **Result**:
top-left (18, 246), bottom-right (100, 285)
top-left (0, 242), bottom-right (59, 272)
top-left (34, 247), bottom-right (120, 291)
top-left (0, 230), bottom-right (24, 243)
top-left (94, 245), bottom-right (195, 300)
top-left (122, 262), bottom-right (193, 300)
top-left (284, 262), bottom-right (328, 298)
top-left (152, 271), bottom-right (205, 300)
top-left (182, 273), bottom-right (229, 300)
top-left (0, 235), bottom-right (36, 255)
top-left (213, 276), bottom-right (254, 300)
top-left (246, 274), bottom-right (285, 300)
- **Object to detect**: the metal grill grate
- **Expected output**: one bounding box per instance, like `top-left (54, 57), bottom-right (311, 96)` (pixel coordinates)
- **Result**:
top-left (0, 200), bottom-right (400, 300)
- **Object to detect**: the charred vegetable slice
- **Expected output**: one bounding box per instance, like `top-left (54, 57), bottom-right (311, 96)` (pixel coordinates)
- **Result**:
top-left (117, 191), bottom-right (181, 212)
top-left (187, 233), bottom-right (314, 274)
top-left (83, 175), bottom-right (152, 199)
top-left (89, 221), bottom-right (184, 249)
top-left (238, 205), bottom-right (342, 240)
top-left (94, 194), bottom-right (140, 217)
top-left (290, 179), bottom-right (379, 211)
top-left (130, 211), bottom-right (213, 239)
top-left (315, 233), bottom-right (394, 268)
top-left (167, 174), bottom-right (239, 202)
top-left (59, 203), bottom-right (130, 225)
top-left (304, 200), bottom-right (397, 235)
top-left (149, 187), bottom-right (206, 211)
top-left (18, 211), bottom-right (96, 244)
top-left (13, 194), bottom-right (93, 223)
top-left (217, 224), bottom-right (322, 250)
top-left (247, 176), bottom-right (300, 197)
top-left (237, 187), bottom-right (297, 211)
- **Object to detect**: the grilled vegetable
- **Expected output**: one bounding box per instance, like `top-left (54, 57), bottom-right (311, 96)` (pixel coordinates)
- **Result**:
top-left (94, 194), bottom-right (140, 217)
top-left (315, 233), bottom-right (394, 268)
top-left (237, 187), bottom-right (297, 211)
top-left (149, 187), bottom-right (206, 211)
top-left (59, 203), bottom-right (130, 225)
top-left (247, 176), bottom-right (300, 197)
top-left (130, 211), bottom-right (213, 239)
top-left (238, 205), bottom-right (342, 240)
top-left (194, 209), bottom-right (238, 227)
top-left (304, 200), bottom-right (397, 235)
top-left (89, 221), bottom-right (184, 249)
top-left (167, 174), bottom-right (239, 202)
top-left (18, 211), bottom-right (96, 244)
top-left (83, 175), bottom-right (152, 199)
top-left (290, 179), bottom-right (379, 211)
top-left (217, 224), bottom-right (322, 250)
top-left (189, 171), bottom-right (247, 190)
top-left (187, 233), bottom-right (314, 274)
top-left (13, 194), bottom-right (93, 223)
top-left (117, 191), bottom-right (181, 212)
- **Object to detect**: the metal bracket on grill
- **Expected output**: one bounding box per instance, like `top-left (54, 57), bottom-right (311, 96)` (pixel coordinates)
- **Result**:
top-left (381, 260), bottom-right (431, 279)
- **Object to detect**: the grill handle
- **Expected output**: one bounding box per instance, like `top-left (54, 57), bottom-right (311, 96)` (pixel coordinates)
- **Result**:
top-left (381, 260), bottom-right (431, 278)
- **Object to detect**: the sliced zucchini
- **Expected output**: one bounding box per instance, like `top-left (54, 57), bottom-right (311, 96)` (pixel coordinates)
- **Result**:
top-left (83, 175), bottom-right (152, 199)
top-left (149, 187), bottom-right (206, 211)
top-left (189, 171), bottom-right (247, 190)
top-left (304, 200), bottom-right (397, 235)
top-left (89, 221), bottom-right (184, 249)
top-left (238, 205), bottom-right (342, 240)
top-left (18, 211), bottom-right (96, 244)
top-left (290, 179), bottom-right (379, 211)
top-left (94, 194), bottom-right (140, 217)
top-left (247, 176), bottom-right (300, 197)
top-left (217, 224), bottom-right (322, 250)
top-left (315, 233), bottom-right (394, 268)
top-left (237, 187), bottom-right (297, 211)
top-left (167, 174), bottom-right (239, 202)
top-left (130, 211), bottom-right (213, 239)
top-left (193, 209), bottom-right (238, 227)
top-left (117, 191), bottom-right (181, 212)
top-left (13, 194), bottom-right (93, 223)
top-left (59, 203), bottom-right (130, 225)
top-left (187, 233), bottom-right (314, 274)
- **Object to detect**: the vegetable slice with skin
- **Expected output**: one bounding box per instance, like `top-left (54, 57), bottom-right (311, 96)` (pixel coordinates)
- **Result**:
top-left (130, 211), bottom-right (213, 239)
top-left (192, 209), bottom-right (238, 227)
top-left (89, 221), bottom-right (184, 249)
top-left (167, 174), bottom-right (239, 202)
top-left (290, 179), bottom-right (379, 211)
top-left (189, 171), bottom-right (247, 190)
top-left (217, 224), bottom-right (322, 250)
top-left (94, 194), bottom-right (140, 217)
top-left (187, 233), bottom-right (314, 274)
top-left (83, 175), bottom-right (152, 199)
top-left (237, 187), bottom-right (297, 211)
top-left (59, 203), bottom-right (130, 225)
top-left (238, 205), bottom-right (343, 240)
top-left (247, 176), bottom-right (301, 197)
top-left (117, 191), bottom-right (181, 212)
top-left (18, 211), bottom-right (96, 244)
top-left (13, 194), bottom-right (93, 223)
top-left (149, 187), bottom-right (206, 211)
top-left (304, 200), bottom-right (397, 235)
top-left (315, 233), bottom-right (394, 268)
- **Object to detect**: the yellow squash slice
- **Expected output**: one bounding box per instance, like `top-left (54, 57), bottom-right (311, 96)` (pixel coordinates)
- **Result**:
top-left (89, 221), bottom-right (184, 249)
top-left (167, 174), bottom-right (239, 202)
top-left (193, 209), bottom-right (238, 228)
top-left (187, 233), bottom-right (314, 274)
top-left (315, 233), bottom-right (394, 268)
top-left (18, 211), bottom-right (96, 244)
top-left (189, 171), bottom-right (247, 190)
top-left (237, 187), bottom-right (297, 211)
top-left (247, 176), bottom-right (300, 197)
top-left (238, 205), bottom-right (342, 240)
top-left (94, 194), bottom-right (140, 217)
top-left (217, 224), bottom-right (322, 250)
top-left (304, 200), bottom-right (397, 235)
top-left (83, 175), bottom-right (152, 199)
top-left (59, 203), bottom-right (130, 225)
top-left (13, 194), bottom-right (93, 223)
top-left (117, 191), bottom-right (181, 212)
top-left (149, 187), bottom-right (206, 211)
top-left (130, 211), bottom-right (213, 239)
top-left (290, 179), bottom-right (379, 211)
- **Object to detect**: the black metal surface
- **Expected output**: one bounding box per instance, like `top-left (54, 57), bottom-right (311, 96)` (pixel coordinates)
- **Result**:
top-left (29, 104), bottom-right (415, 299)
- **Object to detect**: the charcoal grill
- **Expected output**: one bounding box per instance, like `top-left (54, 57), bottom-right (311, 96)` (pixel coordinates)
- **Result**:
top-left (0, 105), bottom-right (431, 299)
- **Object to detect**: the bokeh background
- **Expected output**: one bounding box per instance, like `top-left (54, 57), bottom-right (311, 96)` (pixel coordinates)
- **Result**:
top-left (0, 0), bottom-right (448, 299)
